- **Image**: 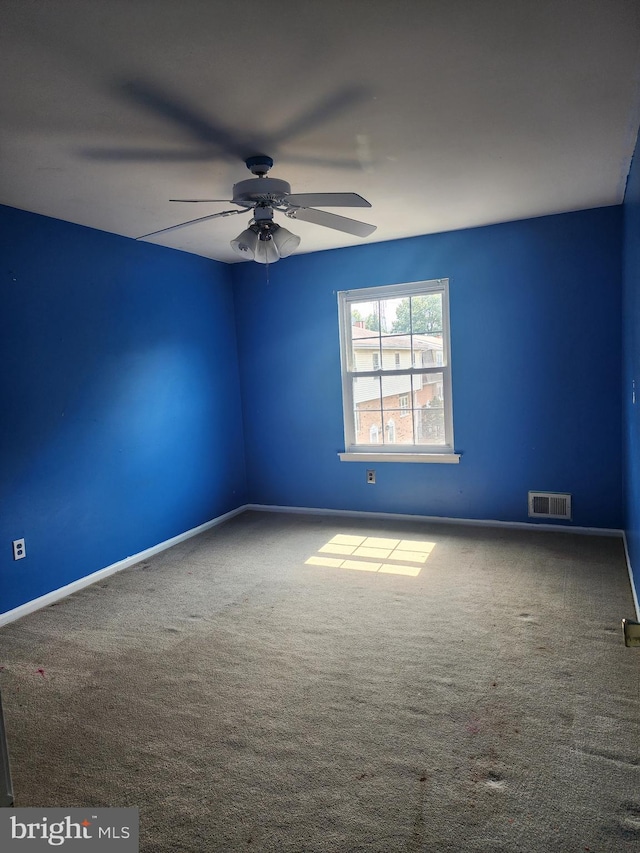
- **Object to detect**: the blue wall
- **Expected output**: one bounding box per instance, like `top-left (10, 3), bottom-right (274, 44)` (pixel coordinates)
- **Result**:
top-left (0, 200), bottom-right (628, 617)
top-left (233, 208), bottom-right (623, 528)
top-left (623, 130), bottom-right (640, 608)
top-left (0, 205), bottom-right (247, 615)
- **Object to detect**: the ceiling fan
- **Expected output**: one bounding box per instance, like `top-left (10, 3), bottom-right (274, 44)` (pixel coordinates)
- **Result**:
top-left (137, 155), bottom-right (376, 263)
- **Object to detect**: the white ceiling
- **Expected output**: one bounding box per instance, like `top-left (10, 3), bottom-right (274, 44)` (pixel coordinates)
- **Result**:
top-left (1, 1), bottom-right (639, 264)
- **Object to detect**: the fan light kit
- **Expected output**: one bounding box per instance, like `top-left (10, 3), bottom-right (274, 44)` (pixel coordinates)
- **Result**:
top-left (137, 155), bottom-right (376, 263)
top-left (230, 206), bottom-right (300, 264)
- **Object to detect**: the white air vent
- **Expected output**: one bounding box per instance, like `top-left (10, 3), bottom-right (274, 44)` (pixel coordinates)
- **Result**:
top-left (528, 491), bottom-right (572, 520)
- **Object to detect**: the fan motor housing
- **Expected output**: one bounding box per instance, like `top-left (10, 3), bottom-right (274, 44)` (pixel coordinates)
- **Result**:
top-left (232, 177), bottom-right (291, 205)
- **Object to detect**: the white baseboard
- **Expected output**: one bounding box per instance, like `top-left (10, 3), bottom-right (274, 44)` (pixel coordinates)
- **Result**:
top-left (0, 505), bottom-right (248, 629)
top-left (245, 503), bottom-right (624, 537)
top-left (2, 502), bottom-right (633, 630)
top-left (622, 532), bottom-right (640, 620)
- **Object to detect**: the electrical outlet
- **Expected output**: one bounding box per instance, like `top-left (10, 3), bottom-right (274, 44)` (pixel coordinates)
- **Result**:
top-left (12, 538), bottom-right (26, 561)
top-left (366, 469), bottom-right (376, 484)
top-left (622, 619), bottom-right (640, 647)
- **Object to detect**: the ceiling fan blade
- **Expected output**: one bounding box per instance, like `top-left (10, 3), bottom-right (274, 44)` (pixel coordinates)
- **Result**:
top-left (94, 81), bottom-right (371, 168)
top-left (169, 199), bottom-right (235, 203)
top-left (85, 147), bottom-right (365, 171)
top-left (287, 207), bottom-right (376, 238)
top-left (120, 80), bottom-right (247, 157)
top-left (286, 192), bottom-right (371, 208)
top-left (277, 153), bottom-right (367, 170)
top-left (271, 86), bottom-right (369, 144)
top-left (83, 147), bottom-right (218, 161)
top-left (136, 209), bottom-right (245, 240)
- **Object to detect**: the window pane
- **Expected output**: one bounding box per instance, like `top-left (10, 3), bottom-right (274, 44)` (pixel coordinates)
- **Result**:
top-left (412, 331), bottom-right (444, 367)
top-left (378, 297), bottom-right (403, 333)
top-left (351, 337), bottom-right (380, 372)
top-left (382, 410), bottom-right (414, 444)
top-left (415, 406), bottom-right (445, 445)
top-left (388, 296), bottom-right (411, 334)
top-left (410, 293), bottom-right (443, 335)
top-left (381, 374), bottom-right (412, 410)
top-left (350, 300), bottom-right (382, 333)
top-left (353, 374), bottom-right (380, 407)
top-left (414, 371), bottom-right (445, 444)
top-left (379, 334), bottom-right (412, 369)
top-left (350, 301), bottom-right (380, 371)
top-left (353, 376), bottom-right (381, 444)
top-left (350, 300), bottom-right (381, 371)
top-left (354, 407), bottom-right (382, 444)
top-left (412, 370), bottom-right (444, 407)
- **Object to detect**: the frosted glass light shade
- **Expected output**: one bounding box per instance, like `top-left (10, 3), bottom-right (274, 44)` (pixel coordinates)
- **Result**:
top-left (231, 222), bottom-right (300, 263)
top-left (230, 228), bottom-right (259, 258)
top-left (254, 238), bottom-right (280, 264)
top-left (272, 227), bottom-right (301, 258)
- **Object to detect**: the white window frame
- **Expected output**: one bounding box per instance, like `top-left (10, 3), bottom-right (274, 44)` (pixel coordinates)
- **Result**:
top-left (337, 279), bottom-right (459, 464)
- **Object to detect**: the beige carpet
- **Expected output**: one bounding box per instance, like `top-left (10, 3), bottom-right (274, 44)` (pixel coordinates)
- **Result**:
top-left (0, 510), bottom-right (638, 852)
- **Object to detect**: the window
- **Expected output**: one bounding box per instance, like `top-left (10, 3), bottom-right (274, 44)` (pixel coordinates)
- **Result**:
top-left (337, 279), bottom-right (457, 462)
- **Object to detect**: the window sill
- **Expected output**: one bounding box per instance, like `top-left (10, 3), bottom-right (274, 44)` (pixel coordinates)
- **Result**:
top-left (338, 452), bottom-right (461, 464)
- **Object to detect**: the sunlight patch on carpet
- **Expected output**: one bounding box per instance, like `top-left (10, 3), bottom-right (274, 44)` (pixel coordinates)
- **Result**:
top-left (305, 535), bottom-right (435, 577)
